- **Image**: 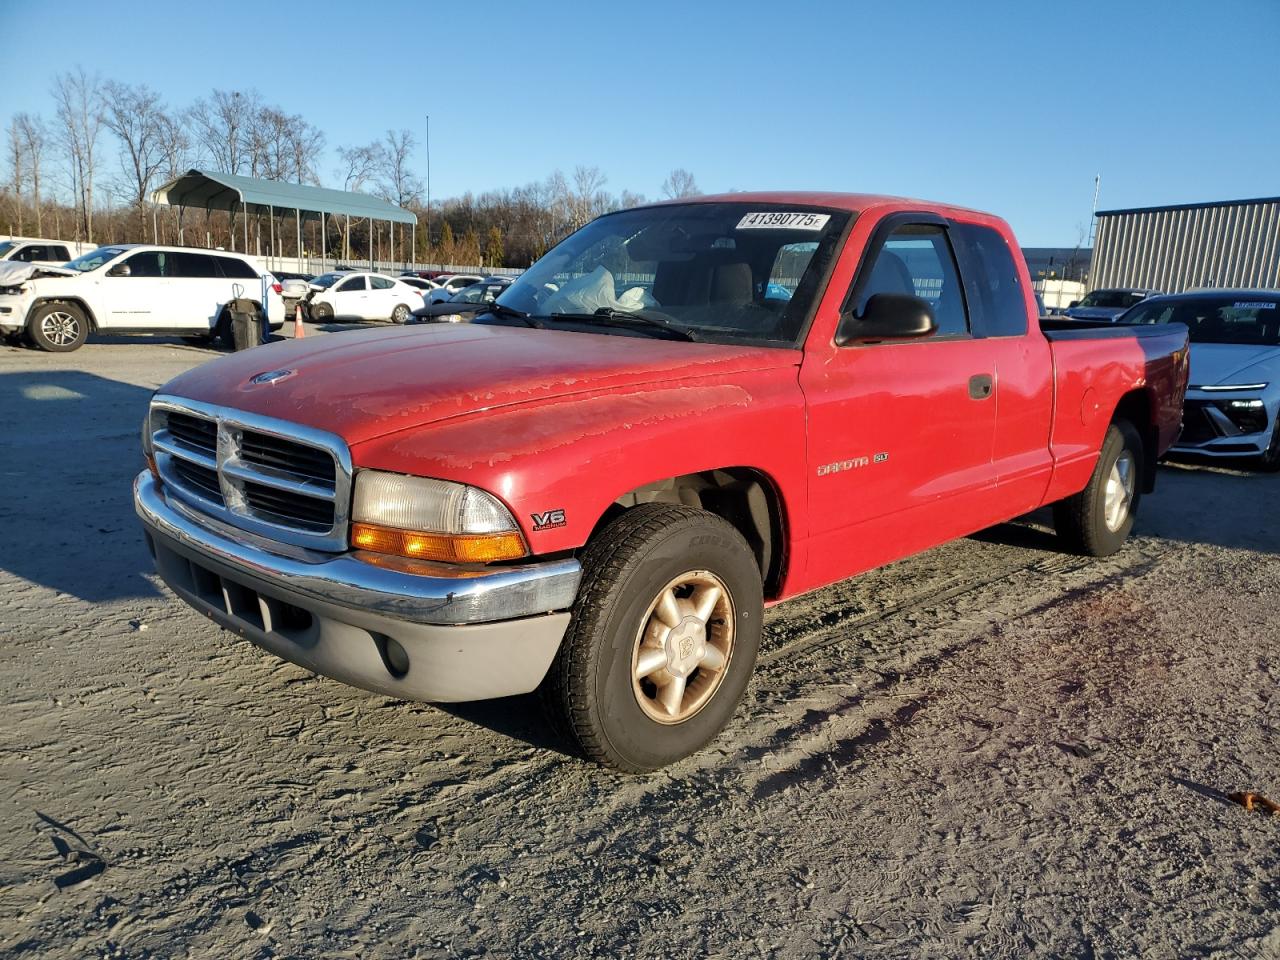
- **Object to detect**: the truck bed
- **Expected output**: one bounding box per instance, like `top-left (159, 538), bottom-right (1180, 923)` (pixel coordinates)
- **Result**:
top-left (1040, 316), bottom-right (1189, 341)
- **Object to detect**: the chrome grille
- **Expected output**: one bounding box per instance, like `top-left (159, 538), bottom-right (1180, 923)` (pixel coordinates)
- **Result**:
top-left (149, 395), bottom-right (353, 551)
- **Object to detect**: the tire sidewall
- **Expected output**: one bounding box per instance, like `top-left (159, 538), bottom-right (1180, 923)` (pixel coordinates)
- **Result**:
top-left (1089, 421), bottom-right (1142, 552)
top-left (392, 304), bottom-right (410, 324)
top-left (29, 302), bottom-right (88, 352)
top-left (587, 521), bottom-right (762, 771)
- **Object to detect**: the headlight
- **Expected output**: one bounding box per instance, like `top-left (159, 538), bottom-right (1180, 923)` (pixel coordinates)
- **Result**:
top-left (350, 471), bottom-right (526, 563)
top-left (0, 285), bottom-right (25, 296)
top-left (1196, 382), bottom-right (1269, 392)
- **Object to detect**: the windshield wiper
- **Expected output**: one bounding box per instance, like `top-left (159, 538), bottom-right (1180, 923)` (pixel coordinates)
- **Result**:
top-left (483, 301), bottom-right (543, 328)
top-left (545, 308), bottom-right (698, 342)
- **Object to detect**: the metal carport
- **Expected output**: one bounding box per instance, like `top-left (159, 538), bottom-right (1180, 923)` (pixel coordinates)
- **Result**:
top-left (150, 169), bottom-right (418, 272)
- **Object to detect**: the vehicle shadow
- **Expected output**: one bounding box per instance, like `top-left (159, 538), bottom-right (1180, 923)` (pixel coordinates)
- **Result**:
top-left (436, 693), bottom-right (580, 760)
top-left (971, 462), bottom-right (1278, 556)
top-left (0, 369), bottom-right (163, 602)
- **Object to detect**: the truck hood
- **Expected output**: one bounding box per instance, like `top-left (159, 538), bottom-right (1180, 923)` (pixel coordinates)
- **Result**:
top-left (0, 262), bottom-right (77, 284)
top-left (1188, 342), bottom-right (1280, 388)
top-left (159, 324), bottom-right (801, 446)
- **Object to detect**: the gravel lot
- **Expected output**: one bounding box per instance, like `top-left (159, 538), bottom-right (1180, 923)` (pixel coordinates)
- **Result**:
top-left (2, 329), bottom-right (1278, 959)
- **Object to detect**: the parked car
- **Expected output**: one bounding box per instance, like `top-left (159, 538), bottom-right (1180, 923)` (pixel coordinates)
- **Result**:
top-left (303, 271), bottom-right (422, 323)
top-left (424, 273), bottom-right (486, 304)
top-left (134, 192), bottom-right (1188, 771)
top-left (395, 276), bottom-right (441, 297)
top-left (0, 244), bottom-right (285, 352)
top-left (1117, 289), bottom-right (1280, 469)
top-left (409, 278), bottom-right (515, 324)
top-left (1064, 287), bottom-right (1159, 322)
top-left (0, 237), bottom-right (92, 267)
top-left (273, 271), bottom-right (315, 318)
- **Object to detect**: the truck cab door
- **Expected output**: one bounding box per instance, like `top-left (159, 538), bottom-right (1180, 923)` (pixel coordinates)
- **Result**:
top-left (798, 216), bottom-right (1000, 583)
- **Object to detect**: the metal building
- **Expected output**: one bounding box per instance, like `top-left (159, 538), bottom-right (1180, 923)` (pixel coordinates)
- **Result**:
top-left (1089, 195), bottom-right (1280, 293)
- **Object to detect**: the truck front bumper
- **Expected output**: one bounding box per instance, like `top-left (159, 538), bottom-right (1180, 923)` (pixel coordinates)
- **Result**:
top-left (134, 471), bottom-right (581, 702)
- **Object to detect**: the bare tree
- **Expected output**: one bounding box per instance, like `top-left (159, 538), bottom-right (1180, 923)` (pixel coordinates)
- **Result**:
top-left (336, 144), bottom-right (379, 258)
top-left (52, 68), bottom-right (106, 242)
top-left (661, 168), bottom-right (700, 199)
top-left (568, 165), bottom-right (609, 229)
top-left (15, 114), bottom-right (48, 235)
top-left (6, 119), bottom-right (24, 234)
top-left (102, 81), bottom-right (175, 238)
top-left (189, 89), bottom-right (260, 175)
top-left (375, 129), bottom-right (422, 208)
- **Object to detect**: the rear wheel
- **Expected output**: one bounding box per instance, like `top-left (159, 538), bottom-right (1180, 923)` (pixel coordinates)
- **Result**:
top-left (28, 302), bottom-right (89, 352)
top-left (1054, 420), bottom-right (1143, 556)
top-left (391, 303), bottom-right (410, 324)
top-left (542, 503), bottom-right (763, 772)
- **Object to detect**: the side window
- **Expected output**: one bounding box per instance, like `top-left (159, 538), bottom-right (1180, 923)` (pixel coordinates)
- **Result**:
top-left (50, 246), bottom-right (71, 262)
top-left (216, 256), bottom-right (258, 279)
top-left (174, 252), bottom-right (218, 278)
top-left (766, 242), bottom-right (818, 301)
top-left (17, 246), bottom-right (45, 262)
top-left (125, 251), bottom-right (167, 277)
top-left (953, 223), bottom-right (1027, 337)
top-left (370, 276), bottom-right (393, 290)
top-left (337, 276), bottom-right (366, 292)
top-left (854, 224), bottom-right (968, 336)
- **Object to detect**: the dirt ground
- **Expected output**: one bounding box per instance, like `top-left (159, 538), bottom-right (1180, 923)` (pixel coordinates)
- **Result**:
top-left (2, 329), bottom-right (1279, 959)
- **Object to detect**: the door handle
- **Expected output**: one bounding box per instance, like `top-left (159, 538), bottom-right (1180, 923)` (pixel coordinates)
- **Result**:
top-left (968, 374), bottom-right (994, 400)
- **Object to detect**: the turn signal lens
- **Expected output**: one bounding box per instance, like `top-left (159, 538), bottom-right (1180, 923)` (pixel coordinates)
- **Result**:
top-left (351, 522), bottom-right (526, 563)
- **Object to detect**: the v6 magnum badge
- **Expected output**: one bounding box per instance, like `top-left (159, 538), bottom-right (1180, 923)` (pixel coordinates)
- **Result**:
top-left (531, 509), bottom-right (567, 531)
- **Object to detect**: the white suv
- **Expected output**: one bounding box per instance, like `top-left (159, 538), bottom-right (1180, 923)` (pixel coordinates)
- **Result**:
top-left (0, 244), bottom-right (285, 352)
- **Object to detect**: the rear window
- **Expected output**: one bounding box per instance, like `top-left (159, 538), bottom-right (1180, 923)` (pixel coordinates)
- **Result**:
top-left (954, 223), bottom-right (1027, 337)
top-left (216, 256), bottom-right (259, 279)
top-left (1080, 289), bottom-right (1148, 309)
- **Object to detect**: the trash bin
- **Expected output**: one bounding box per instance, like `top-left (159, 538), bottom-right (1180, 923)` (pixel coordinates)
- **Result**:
top-left (228, 298), bottom-right (263, 352)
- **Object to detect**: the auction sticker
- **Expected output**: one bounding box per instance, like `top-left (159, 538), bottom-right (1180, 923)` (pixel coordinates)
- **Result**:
top-left (736, 211), bottom-right (831, 230)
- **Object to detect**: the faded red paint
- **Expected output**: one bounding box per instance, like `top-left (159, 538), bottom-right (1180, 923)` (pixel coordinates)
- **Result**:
top-left (157, 193), bottom-right (1189, 603)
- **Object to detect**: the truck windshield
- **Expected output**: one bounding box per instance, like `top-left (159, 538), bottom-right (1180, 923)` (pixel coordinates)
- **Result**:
top-left (1121, 296), bottom-right (1280, 345)
top-left (66, 247), bottom-right (126, 272)
top-left (1079, 289), bottom-right (1148, 309)
top-left (491, 202), bottom-right (851, 347)
top-left (0, 241), bottom-right (15, 258)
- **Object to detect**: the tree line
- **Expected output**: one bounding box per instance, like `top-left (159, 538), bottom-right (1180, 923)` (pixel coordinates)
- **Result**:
top-left (4, 71), bottom-right (701, 268)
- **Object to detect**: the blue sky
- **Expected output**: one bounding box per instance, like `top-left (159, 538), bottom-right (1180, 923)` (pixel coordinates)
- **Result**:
top-left (2, 0), bottom-right (1277, 246)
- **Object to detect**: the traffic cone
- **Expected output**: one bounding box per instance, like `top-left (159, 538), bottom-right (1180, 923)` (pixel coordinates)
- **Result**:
top-left (294, 303), bottom-right (306, 339)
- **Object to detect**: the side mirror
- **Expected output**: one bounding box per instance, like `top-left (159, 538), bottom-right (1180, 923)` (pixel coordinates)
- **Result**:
top-left (107, 263), bottom-right (131, 277)
top-left (1068, 299), bottom-right (1080, 308)
top-left (835, 293), bottom-right (937, 346)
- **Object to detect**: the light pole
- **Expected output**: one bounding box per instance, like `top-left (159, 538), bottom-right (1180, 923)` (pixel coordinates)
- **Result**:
top-left (430, 116), bottom-right (435, 267)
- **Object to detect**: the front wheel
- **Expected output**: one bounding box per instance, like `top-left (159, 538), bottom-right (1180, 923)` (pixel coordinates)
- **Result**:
top-left (542, 503), bottom-right (763, 772)
top-left (28, 302), bottom-right (89, 352)
top-left (311, 302), bottom-right (333, 322)
top-left (1258, 422), bottom-right (1280, 473)
top-left (1054, 420), bottom-right (1143, 557)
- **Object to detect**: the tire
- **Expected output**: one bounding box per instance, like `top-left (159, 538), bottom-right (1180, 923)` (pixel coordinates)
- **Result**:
top-left (391, 303), bottom-right (411, 324)
top-left (212, 310), bottom-right (234, 351)
top-left (311, 302), bottom-right (333, 322)
top-left (1258, 422), bottom-right (1280, 473)
top-left (27, 302), bottom-right (89, 352)
top-left (542, 503), bottom-right (763, 772)
top-left (1053, 420), bottom-right (1143, 557)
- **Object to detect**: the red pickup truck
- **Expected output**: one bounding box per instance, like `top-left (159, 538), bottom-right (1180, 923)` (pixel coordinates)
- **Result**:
top-left (135, 193), bottom-right (1188, 771)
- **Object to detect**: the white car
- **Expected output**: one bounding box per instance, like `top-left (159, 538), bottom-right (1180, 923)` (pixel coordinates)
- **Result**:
top-left (0, 237), bottom-right (92, 267)
top-left (304, 272), bottom-right (423, 323)
top-left (0, 244), bottom-right (285, 352)
top-left (395, 275), bottom-right (439, 298)
top-left (425, 273), bottom-right (485, 304)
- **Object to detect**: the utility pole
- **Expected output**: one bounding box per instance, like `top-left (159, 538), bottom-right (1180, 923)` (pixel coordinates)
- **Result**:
top-left (1088, 174), bottom-right (1101, 247)
top-left (430, 114), bottom-right (435, 264)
